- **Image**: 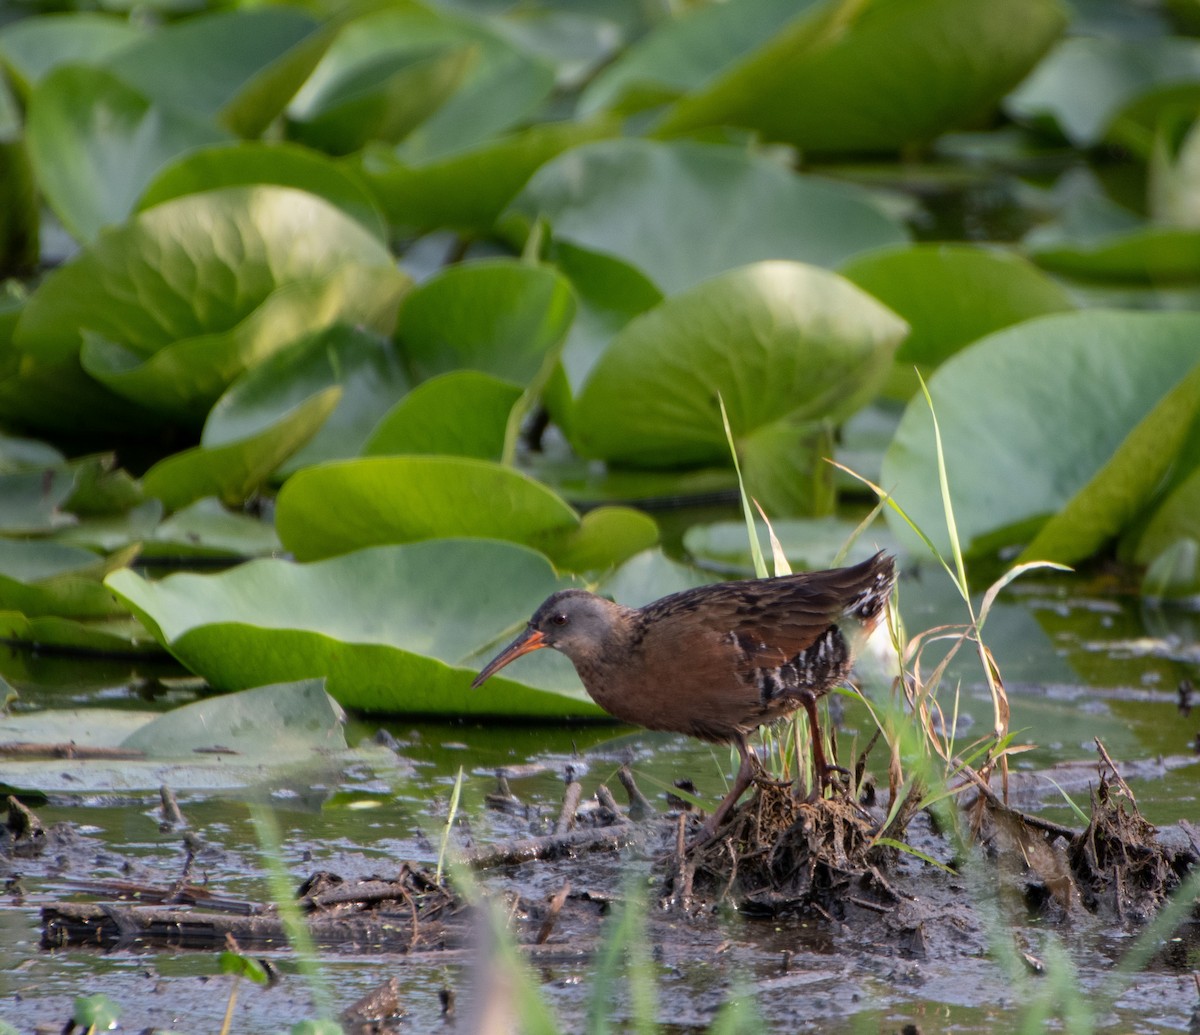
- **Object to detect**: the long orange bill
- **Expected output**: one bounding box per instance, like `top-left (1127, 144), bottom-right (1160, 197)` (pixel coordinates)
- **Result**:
top-left (471, 627), bottom-right (548, 688)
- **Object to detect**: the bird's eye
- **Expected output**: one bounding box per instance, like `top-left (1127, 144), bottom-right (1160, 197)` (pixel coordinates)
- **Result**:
top-left (550, 613), bottom-right (569, 627)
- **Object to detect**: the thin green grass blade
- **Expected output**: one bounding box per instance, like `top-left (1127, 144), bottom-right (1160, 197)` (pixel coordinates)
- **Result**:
top-left (436, 765), bottom-right (465, 885)
top-left (719, 393), bottom-right (767, 579)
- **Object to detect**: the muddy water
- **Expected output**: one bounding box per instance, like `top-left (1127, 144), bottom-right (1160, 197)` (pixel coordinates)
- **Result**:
top-left (1, 573), bottom-right (1198, 1032)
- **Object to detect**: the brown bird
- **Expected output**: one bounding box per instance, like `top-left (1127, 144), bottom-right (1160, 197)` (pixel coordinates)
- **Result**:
top-left (472, 552), bottom-right (896, 839)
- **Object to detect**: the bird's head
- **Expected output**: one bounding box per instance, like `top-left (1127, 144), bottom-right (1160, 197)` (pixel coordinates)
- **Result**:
top-left (471, 589), bottom-right (628, 687)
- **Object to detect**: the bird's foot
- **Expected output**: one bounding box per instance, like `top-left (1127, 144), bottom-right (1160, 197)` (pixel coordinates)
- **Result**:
top-left (796, 763), bottom-right (851, 802)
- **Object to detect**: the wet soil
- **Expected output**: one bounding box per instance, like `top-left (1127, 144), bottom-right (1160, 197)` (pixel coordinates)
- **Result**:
top-left (4, 751), bottom-right (1199, 1033)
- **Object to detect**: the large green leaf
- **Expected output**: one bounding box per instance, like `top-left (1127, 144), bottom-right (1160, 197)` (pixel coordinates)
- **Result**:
top-left (550, 243), bottom-right (663, 411)
top-left (138, 142), bottom-right (387, 241)
top-left (653, 0), bottom-right (1066, 153)
top-left (286, 39), bottom-right (475, 155)
top-left (0, 682), bottom-right (370, 794)
top-left (16, 186), bottom-right (401, 367)
top-left (141, 387), bottom-right (342, 511)
top-left (0, 538), bottom-right (131, 618)
top-left (880, 310), bottom-right (1200, 562)
top-left (0, 612), bottom-right (158, 655)
top-left (572, 261), bottom-right (907, 467)
top-left (204, 324), bottom-right (410, 474)
top-left (105, 540), bottom-right (598, 716)
top-left (26, 65), bottom-right (230, 243)
top-left (578, 0), bottom-right (805, 117)
top-left (363, 371), bottom-right (521, 461)
top-left (1028, 225), bottom-right (1200, 283)
top-left (396, 260), bottom-right (575, 384)
top-left (79, 265), bottom-right (403, 423)
top-left (0, 13), bottom-right (144, 97)
top-left (505, 139), bottom-right (909, 294)
top-left (356, 117), bottom-right (615, 234)
top-left (840, 244), bottom-right (1076, 397)
top-left (101, 8), bottom-right (332, 139)
top-left (684, 515), bottom-right (901, 576)
top-left (275, 455), bottom-right (655, 572)
top-left (1006, 35), bottom-right (1200, 150)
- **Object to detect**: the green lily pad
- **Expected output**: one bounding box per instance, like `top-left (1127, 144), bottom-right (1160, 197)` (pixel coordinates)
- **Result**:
top-left (578, 0), bottom-right (804, 118)
top-left (286, 38), bottom-right (475, 155)
top-left (275, 455), bottom-right (657, 571)
top-left (652, 0), bottom-right (1066, 153)
top-left (121, 679), bottom-right (346, 757)
top-left (149, 497), bottom-right (280, 560)
top-left (1028, 224), bottom-right (1200, 283)
top-left (0, 13), bottom-right (145, 97)
top-left (16, 186), bottom-right (401, 367)
top-left (0, 682), bottom-right (374, 794)
top-left (572, 261), bottom-right (907, 468)
top-left (0, 539), bottom-right (134, 619)
top-left (397, 260), bottom-right (575, 385)
top-left (0, 611), bottom-right (160, 654)
top-left (138, 141), bottom-right (387, 241)
top-left (550, 243), bottom-right (664, 415)
top-left (142, 387), bottom-right (342, 512)
top-left (880, 309), bottom-right (1200, 563)
top-left (506, 139), bottom-right (909, 294)
top-left (1006, 35), bottom-right (1200, 149)
top-left (106, 539), bottom-right (598, 716)
top-left (80, 265), bottom-right (405, 423)
top-left (102, 7), bottom-right (333, 139)
top-left (51, 500), bottom-right (163, 554)
top-left (684, 516), bottom-right (900, 576)
top-left (841, 244), bottom-right (1076, 397)
top-left (363, 371), bottom-right (522, 460)
top-left (0, 466), bottom-right (76, 534)
top-left (205, 324), bottom-right (410, 475)
top-left (356, 117), bottom-right (615, 234)
top-left (26, 64), bottom-right (230, 243)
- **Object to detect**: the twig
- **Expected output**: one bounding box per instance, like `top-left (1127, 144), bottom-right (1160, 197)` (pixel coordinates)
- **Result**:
top-left (535, 880), bottom-right (570, 944)
top-left (556, 780), bottom-right (583, 835)
top-left (464, 826), bottom-right (638, 870)
top-left (617, 765), bottom-right (654, 820)
top-left (159, 785), bottom-right (186, 830)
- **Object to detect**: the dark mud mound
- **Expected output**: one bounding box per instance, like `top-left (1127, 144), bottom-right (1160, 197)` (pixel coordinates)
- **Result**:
top-left (685, 784), bottom-right (895, 917)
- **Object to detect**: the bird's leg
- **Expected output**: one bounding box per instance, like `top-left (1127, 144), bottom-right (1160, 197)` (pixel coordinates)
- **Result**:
top-left (799, 691), bottom-right (849, 798)
top-left (696, 733), bottom-right (757, 843)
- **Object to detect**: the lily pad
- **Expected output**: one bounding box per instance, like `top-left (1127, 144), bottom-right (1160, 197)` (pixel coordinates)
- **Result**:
top-left (141, 387), bottom-right (342, 512)
top-left (880, 309), bottom-right (1200, 563)
top-left (0, 13), bottom-right (144, 96)
top-left (505, 138), bottom-right (909, 295)
top-left (396, 260), bottom-right (575, 385)
top-left (79, 265), bottom-right (405, 423)
top-left (684, 516), bottom-right (901, 576)
top-left (356, 117), bottom-right (615, 234)
top-left (840, 244), bottom-right (1075, 396)
top-left (0, 681), bottom-right (371, 794)
top-left (106, 539), bottom-right (598, 716)
top-left (204, 324), bottom-right (410, 475)
top-left (122, 679), bottom-right (345, 757)
top-left (1006, 35), bottom-right (1200, 150)
top-left (652, 0), bottom-right (1066, 153)
top-left (16, 186), bottom-right (401, 367)
top-left (572, 261), bottom-right (907, 469)
top-left (0, 538), bottom-right (133, 619)
top-left (286, 39), bottom-right (475, 155)
top-left (0, 612), bottom-right (160, 654)
top-left (578, 0), bottom-right (804, 118)
top-left (101, 7), bottom-right (333, 139)
top-left (275, 455), bottom-right (657, 572)
top-left (26, 64), bottom-right (229, 243)
top-left (138, 141), bottom-right (387, 241)
top-left (148, 497), bottom-right (281, 560)
top-left (363, 371), bottom-right (521, 460)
